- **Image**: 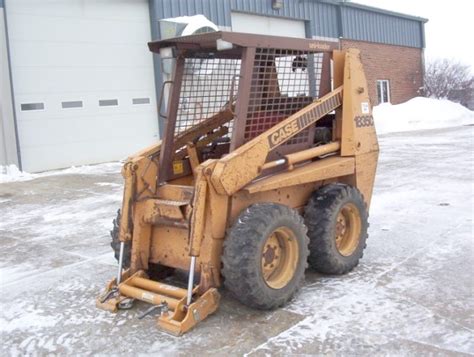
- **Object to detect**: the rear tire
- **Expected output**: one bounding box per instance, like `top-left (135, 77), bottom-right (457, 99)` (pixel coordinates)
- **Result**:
top-left (110, 210), bottom-right (174, 279)
top-left (304, 184), bottom-right (368, 274)
top-left (222, 203), bottom-right (309, 310)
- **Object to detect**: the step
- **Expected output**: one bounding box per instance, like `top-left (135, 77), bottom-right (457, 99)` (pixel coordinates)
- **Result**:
top-left (156, 184), bottom-right (194, 203)
top-left (142, 198), bottom-right (191, 228)
top-left (153, 199), bottom-right (189, 207)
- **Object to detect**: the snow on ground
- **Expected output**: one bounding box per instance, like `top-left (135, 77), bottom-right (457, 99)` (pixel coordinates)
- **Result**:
top-left (1, 97), bottom-right (471, 184)
top-left (0, 165), bottom-right (35, 183)
top-left (0, 161), bottom-right (123, 184)
top-left (374, 97), bottom-right (474, 134)
top-left (0, 99), bottom-right (473, 355)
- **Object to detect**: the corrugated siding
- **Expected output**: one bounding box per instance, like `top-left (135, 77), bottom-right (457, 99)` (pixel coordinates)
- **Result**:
top-left (228, 0), bottom-right (340, 38)
top-left (153, 0), bottom-right (424, 48)
top-left (341, 6), bottom-right (423, 48)
top-left (154, 0), bottom-right (230, 29)
top-left (154, 0), bottom-right (339, 38)
top-left (307, 2), bottom-right (339, 38)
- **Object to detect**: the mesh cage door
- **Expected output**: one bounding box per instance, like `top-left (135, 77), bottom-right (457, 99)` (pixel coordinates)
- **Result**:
top-left (241, 48), bottom-right (324, 159)
top-left (175, 57), bottom-right (241, 136)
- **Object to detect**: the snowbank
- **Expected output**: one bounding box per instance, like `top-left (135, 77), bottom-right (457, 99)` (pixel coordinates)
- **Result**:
top-left (0, 165), bottom-right (35, 183)
top-left (373, 97), bottom-right (474, 134)
top-left (0, 162), bottom-right (122, 184)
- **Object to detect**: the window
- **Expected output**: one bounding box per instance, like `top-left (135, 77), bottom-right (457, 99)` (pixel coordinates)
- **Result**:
top-left (99, 99), bottom-right (118, 107)
top-left (377, 80), bottom-right (391, 104)
top-left (21, 103), bottom-right (44, 111)
top-left (62, 100), bottom-right (83, 109)
top-left (132, 97), bottom-right (150, 105)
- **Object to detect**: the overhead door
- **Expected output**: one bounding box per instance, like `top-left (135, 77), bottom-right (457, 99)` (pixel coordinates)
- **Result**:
top-left (231, 12), bottom-right (306, 38)
top-left (6, 0), bottom-right (158, 172)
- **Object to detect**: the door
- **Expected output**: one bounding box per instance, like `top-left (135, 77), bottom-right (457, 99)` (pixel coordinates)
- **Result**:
top-left (6, 0), bottom-right (158, 172)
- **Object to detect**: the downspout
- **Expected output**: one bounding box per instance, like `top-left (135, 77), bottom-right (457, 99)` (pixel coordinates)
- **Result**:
top-left (419, 20), bottom-right (427, 95)
top-left (3, 0), bottom-right (22, 169)
top-left (336, 1), bottom-right (344, 50)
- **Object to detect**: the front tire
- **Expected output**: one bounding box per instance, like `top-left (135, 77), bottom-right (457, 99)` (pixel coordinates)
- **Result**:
top-left (304, 184), bottom-right (369, 274)
top-left (222, 203), bottom-right (309, 310)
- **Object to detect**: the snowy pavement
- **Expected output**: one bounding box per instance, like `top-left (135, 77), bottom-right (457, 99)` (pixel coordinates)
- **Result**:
top-left (0, 126), bottom-right (473, 356)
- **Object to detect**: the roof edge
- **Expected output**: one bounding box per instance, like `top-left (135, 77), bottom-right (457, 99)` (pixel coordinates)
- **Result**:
top-left (148, 31), bottom-right (339, 53)
top-left (340, 2), bottom-right (428, 23)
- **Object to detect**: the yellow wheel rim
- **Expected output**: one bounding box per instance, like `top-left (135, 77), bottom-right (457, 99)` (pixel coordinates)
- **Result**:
top-left (261, 227), bottom-right (299, 289)
top-left (335, 203), bottom-right (362, 256)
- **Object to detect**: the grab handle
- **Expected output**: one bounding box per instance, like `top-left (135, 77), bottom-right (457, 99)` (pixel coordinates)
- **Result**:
top-left (158, 80), bottom-right (174, 119)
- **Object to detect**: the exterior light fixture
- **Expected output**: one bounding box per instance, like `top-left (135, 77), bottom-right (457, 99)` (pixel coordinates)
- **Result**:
top-left (272, 0), bottom-right (284, 10)
top-left (216, 39), bottom-right (233, 51)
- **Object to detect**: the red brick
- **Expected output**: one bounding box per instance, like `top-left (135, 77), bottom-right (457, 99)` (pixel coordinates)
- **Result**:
top-left (341, 40), bottom-right (424, 105)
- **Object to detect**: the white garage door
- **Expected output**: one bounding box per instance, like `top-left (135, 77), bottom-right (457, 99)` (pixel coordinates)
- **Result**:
top-left (6, 0), bottom-right (158, 172)
top-left (231, 12), bottom-right (306, 38)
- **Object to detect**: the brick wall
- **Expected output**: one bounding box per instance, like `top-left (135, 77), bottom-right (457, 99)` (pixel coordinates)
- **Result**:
top-left (341, 39), bottom-right (424, 105)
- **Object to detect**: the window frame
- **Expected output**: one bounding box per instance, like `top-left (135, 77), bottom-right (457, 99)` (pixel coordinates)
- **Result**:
top-left (377, 79), bottom-right (391, 104)
top-left (20, 102), bottom-right (45, 111)
top-left (61, 100), bottom-right (84, 109)
top-left (132, 97), bottom-right (151, 105)
top-left (99, 99), bottom-right (119, 107)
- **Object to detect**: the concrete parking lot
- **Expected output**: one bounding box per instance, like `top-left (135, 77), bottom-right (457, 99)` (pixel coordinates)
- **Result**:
top-left (1, 126), bottom-right (473, 356)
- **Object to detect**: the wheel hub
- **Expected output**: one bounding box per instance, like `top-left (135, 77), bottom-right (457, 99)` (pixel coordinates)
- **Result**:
top-left (261, 227), bottom-right (298, 289)
top-left (335, 203), bottom-right (362, 256)
top-left (262, 244), bottom-right (278, 266)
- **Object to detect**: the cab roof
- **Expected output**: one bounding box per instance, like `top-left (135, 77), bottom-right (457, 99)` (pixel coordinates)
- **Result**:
top-left (148, 31), bottom-right (337, 54)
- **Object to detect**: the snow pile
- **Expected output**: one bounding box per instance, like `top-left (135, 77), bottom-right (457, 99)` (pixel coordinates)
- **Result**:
top-left (163, 14), bottom-right (219, 37)
top-left (47, 162), bottom-right (122, 176)
top-left (0, 162), bottom-right (122, 184)
top-left (373, 97), bottom-right (474, 134)
top-left (0, 165), bottom-right (35, 183)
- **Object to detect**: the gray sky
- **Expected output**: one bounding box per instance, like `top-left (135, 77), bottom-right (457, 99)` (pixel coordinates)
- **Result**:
top-left (355, 0), bottom-right (474, 68)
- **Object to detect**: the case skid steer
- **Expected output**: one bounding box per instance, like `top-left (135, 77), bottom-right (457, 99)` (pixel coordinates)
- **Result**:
top-left (97, 31), bottom-right (379, 335)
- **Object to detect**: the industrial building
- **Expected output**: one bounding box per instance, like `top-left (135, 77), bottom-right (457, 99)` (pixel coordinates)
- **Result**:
top-left (0, 0), bottom-right (427, 172)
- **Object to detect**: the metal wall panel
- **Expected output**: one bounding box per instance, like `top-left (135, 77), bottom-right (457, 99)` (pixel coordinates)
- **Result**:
top-left (153, 0), bottom-right (339, 38)
top-left (341, 6), bottom-right (423, 48)
top-left (153, 1), bottom-right (424, 47)
top-left (154, 0), bottom-right (230, 29)
top-left (229, 0), bottom-right (339, 38)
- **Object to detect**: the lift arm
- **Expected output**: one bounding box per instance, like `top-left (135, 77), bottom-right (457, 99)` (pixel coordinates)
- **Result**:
top-left (210, 87), bottom-right (343, 196)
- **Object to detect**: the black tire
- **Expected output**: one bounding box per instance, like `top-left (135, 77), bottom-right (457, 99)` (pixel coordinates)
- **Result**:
top-left (110, 210), bottom-right (131, 268)
top-left (222, 203), bottom-right (309, 310)
top-left (304, 184), bottom-right (368, 275)
top-left (110, 210), bottom-right (174, 279)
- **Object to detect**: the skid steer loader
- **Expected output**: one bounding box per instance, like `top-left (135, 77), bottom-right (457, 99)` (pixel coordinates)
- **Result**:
top-left (97, 31), bottom-right (379, 335)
